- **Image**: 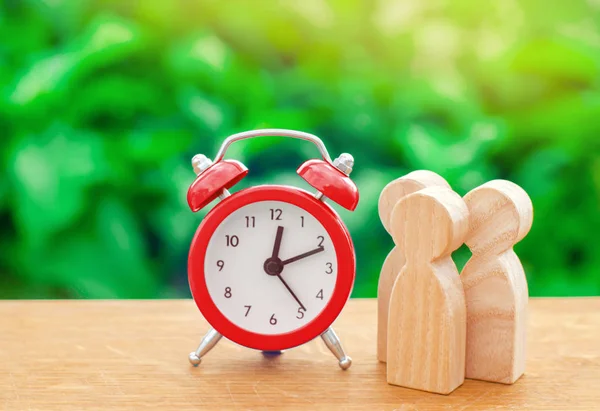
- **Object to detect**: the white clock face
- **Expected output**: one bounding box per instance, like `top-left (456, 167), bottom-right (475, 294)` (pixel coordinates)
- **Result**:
top-left (204, 200), bottom-right (337, 335)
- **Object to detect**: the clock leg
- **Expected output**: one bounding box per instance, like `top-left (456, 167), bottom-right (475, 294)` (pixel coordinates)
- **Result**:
top-left (321, 327), bottom-right (352, 370)
top-left (262, 350), bottom-right (283, 356)
top-left (188, 327), bottom-right (223, 366)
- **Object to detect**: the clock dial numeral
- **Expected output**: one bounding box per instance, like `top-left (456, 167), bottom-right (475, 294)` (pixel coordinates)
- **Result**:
top-left (224, 287), bottom-right (232, 298)
top-left (296, 307), bottom-right (306, 319)
top-left (217, 260), bottom-right (224, 271)
top-left (244, 305), bottom-right (252, 317)
top-left (325, 262), bottom-right (333, 274)
top-left (300, 216), bottom-right (305, 227)
top-left (317, 236), bottom-right (325, 248)
top-left (270, 314), bottom-right (278, 325)
top-left (245, 216), bottom-right (256, 228)
top-left (225, 235), bottom-right (239, 247)
top-left (316, 289), bottom-right (324, 300)
top-left (270, 208), bottom-right (283, 221)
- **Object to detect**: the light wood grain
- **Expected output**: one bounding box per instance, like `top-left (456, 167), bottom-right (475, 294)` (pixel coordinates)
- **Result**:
top-left (387, 187), bottom-right (469, 394)
top-left (2, 299), bottom-right (600, 410)
top-left (461, 180), bottom-right (533, 384)
top-left (377, 170), bottom-right (450, 362)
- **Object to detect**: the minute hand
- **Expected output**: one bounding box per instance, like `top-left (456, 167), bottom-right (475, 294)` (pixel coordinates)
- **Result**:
top-left (282, 246), bottom-right (325, 266)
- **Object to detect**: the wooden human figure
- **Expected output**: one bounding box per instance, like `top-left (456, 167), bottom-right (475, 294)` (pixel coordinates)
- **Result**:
top-left (387, 186), bottom-right (468, 395)
top-left (377, 171), bottom-right (450, 363)
top-left (460, 180), bottom-right (533, 384)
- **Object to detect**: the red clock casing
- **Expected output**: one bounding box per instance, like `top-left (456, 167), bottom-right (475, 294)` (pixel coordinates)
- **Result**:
top-left (188, 185), bottom-right (356, 351)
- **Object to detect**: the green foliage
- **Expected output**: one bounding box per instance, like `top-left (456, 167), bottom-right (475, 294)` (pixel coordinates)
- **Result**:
top-left (1, 0), bottom-right (599, 298)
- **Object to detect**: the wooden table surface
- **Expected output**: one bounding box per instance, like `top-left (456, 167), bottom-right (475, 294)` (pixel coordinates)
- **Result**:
top-left (2, 298), bottom-right (599, 410)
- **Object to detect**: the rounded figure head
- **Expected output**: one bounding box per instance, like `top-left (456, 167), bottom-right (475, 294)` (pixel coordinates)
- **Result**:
top-left (464, 180), bottom-right (533, 257)
top-left (390, 186), bottom-right (469, 262)
top-left (378, 170), bottom-right (450, 234)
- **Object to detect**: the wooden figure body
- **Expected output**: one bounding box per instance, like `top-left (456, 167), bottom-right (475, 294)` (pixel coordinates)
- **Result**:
top-left (461, 180), bottom-right (533, 384)
top-left (387, 186), bottom-right (469, 395)
top-left (377, 171), bottom-right (450, 362)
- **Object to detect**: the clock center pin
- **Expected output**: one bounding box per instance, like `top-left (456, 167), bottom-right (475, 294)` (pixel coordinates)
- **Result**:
top-left (263, 257), bottom-right (284, 276)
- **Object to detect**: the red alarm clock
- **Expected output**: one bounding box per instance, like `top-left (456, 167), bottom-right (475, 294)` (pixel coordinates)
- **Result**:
top-left (186, 129), bottom-right (359, 370)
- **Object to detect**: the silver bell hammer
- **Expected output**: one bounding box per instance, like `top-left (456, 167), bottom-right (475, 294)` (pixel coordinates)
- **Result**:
top-left (333, 153), bottom-right (354, 176)
top-left (192, 154), bottom-right (213, 175)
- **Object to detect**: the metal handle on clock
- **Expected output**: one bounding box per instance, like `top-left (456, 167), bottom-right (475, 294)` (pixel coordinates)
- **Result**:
top-left (213, 129), bottom-right (333, 164)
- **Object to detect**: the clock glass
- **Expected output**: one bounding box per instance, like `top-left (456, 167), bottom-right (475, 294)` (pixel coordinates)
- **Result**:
top-left (204, 200), bottom-right (337, 335)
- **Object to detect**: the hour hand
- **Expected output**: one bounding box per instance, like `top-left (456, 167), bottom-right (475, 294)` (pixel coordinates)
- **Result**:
top-left (282, 246), bottom-right (325, 266)
top-left (271, 226), bottom-right (284, 258)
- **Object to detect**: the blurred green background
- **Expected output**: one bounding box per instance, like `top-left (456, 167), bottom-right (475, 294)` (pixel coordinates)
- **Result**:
top-left (1, 0), bottom-right (599, 299)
